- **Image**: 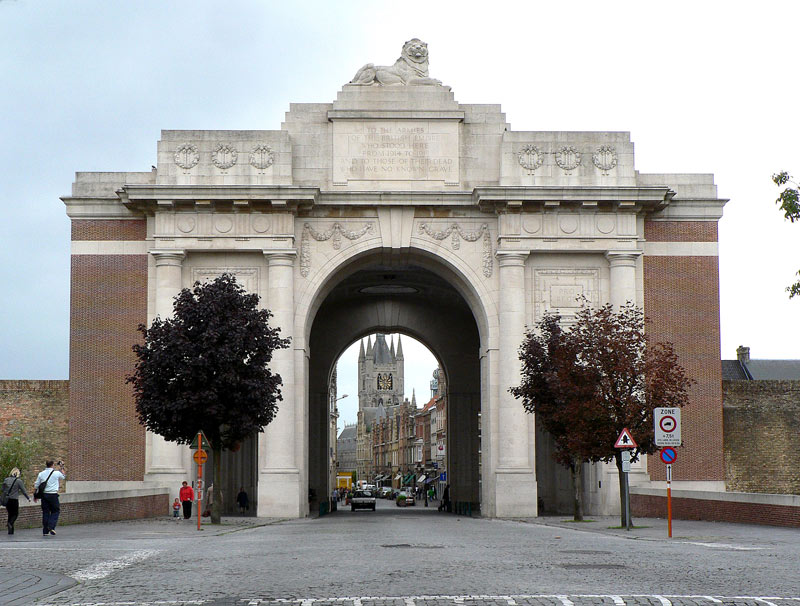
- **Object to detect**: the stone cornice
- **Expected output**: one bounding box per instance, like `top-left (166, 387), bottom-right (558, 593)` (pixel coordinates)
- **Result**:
top-left (116, 185), bottom-right (320, 212)
top-left (328, 110), bottom-right (464, 121)
top-left (646, 198), bottom-right (728, 221)
top-left (473, 186), bottom-right (675, 212)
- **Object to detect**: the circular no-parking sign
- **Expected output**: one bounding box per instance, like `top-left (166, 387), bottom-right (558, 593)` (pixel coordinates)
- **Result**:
top-left (659, 415), bottom-right (677, 433)
top-left (660, 447), bottom-right (677, 464)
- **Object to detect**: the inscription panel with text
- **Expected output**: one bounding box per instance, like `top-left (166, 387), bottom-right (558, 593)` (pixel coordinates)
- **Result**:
top-left (333, 120), bottom-right (460, 186)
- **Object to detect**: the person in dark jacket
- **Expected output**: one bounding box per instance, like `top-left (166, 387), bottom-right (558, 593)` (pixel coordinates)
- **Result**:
top-left (236, 488), bottom-right (249, 515)
top-left (2, 468), bottom-right (31, 534)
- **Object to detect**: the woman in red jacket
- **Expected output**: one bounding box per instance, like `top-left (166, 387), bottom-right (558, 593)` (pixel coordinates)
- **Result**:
top-left (179, 481), bottom-right (194, 519)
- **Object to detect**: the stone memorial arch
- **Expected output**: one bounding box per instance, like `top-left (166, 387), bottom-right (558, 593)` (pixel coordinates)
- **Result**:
top-left (63, 39), bottom-right (727, 518)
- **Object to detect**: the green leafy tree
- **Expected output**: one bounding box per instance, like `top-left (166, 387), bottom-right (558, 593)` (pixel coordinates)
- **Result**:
top-left (773, 171), bottom-right (800, 297)
top-left (0, 426), bottom-right (42, 483)
top-left (511, 301), bottom-right (693, 525)
top-left (127, 274), bottom-right (290, 524)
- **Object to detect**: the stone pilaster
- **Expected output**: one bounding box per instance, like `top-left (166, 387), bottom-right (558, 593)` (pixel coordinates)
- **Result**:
top-left (259, 249), bottom-right (301, 517)
top-left (606, 251), bottom-right (641, 309)
top-left (494, 250), bottom-right (537, 516)
top-left (146, 250), bottom-right (188, 482)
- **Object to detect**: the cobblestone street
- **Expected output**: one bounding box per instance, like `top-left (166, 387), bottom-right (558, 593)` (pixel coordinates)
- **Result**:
top-left (2, 502), bottom-right (799, 605)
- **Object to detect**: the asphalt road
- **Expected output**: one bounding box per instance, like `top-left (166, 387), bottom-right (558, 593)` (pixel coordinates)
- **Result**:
top-left (1, 498), bottom-right (798, 606)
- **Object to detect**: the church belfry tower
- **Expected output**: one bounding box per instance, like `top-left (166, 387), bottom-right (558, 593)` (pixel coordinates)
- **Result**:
top-left (358, 334), bottom-right (405, 410)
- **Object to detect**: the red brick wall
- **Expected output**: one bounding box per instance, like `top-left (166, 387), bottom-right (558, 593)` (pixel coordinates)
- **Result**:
top-left (632, 493), bottom-right (800, 528)
top-left (72, 220), bottom-right (147, 241)
top-left (644, 221), bottom-right (718, 242)
top-left (70, 253), bottom-right (147, 481)
top-left (0, 494), bottom-right (169, 530)
top-left (643, 221), bottom-right (724, 482)
top-left (0, 380), bottom-right (69, 482)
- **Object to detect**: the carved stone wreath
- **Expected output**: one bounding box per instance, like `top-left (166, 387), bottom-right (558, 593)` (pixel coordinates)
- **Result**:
top-left (418, 222), bottom-right (493, 278)
top-left (249, 144), bottom-right (275, 170)
top-left (517, 145), bottom-right (545, 173)
top-left (212, 144), bottom-right (238, 170)
top-left (174, 143), bottom-right (200, 170)
top-left (592, 145), bottom-right (617, 173)
top-left (300, 222), bottom-right (375, 277)
top-left (555, 146), bottom-right (582, 172)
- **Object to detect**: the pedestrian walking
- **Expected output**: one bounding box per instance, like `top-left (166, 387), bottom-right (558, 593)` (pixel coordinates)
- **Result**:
top-left (236, 487), bottom-right (249, 515)
top-left (179, 481), bottom-right (194, 519)
top-left (172, 497), bottom-right (181, 518)
top-left (2, 467), bottom-right (31, 535)
top-left (332, 488), bottom-right (339, 503)
top-left (204, 483), bottom-right (221, 516)
top-left (33, 460), bottom-right (65, 536)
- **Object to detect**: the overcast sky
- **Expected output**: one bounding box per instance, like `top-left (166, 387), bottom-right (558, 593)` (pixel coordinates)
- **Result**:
top-left (2, 1), bottom-right (799, 428)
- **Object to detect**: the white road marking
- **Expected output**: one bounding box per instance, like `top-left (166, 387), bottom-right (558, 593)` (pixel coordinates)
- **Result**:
top-left (70, 549), bottom-right (159, 581)
top-left (39, 595), bottom-right (800, 606)
top-left (680, 541), bottom-right (766, 551)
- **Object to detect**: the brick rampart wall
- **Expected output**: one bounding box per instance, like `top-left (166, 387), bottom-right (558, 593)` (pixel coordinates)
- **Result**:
top-left (0, 380), bottom-right (69, 482)
top-left (643, 226), bottom-right (724, 482)
top-left (0, 493), bottom-right (169, 530)
top-left (723, 380), bottom-right (800, 494)
top-left (644, 220), bottom-right (718, 242)
top-left (631, 493), bottom-right (800, 528)
top-left (70, 218), bottom-right (148, 481)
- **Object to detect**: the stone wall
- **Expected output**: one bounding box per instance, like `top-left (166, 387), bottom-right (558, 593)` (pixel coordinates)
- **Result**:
top-left (0, 488), bottom-right (170, 530)
top-left (0, 380), bottom-right (69, 482)
top-left (723, 380), bottom-right (800, 495)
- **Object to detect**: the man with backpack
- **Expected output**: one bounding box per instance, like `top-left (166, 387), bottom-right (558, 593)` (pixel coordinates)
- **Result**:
top-left (33, 460), bottom-right (66, 536)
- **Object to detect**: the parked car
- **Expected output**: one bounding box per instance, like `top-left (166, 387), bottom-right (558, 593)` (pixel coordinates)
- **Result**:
top-left (395, 490), bottom-right (415, 507)
top-left (378, 487), bottom-right (393, 499)
top-left (351, 489), bottom-right (377, 512)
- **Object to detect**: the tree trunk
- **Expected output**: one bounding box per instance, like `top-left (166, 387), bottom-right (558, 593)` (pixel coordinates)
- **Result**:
top-left (212, 445), bottom-right (222, 525)
top-left (570, 457), bottom-right (584, 521)
top-left (614, 451), bottom-right (629, 528)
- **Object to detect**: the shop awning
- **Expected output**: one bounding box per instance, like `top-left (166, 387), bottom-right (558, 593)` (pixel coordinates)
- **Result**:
top-left (374, 474), bottom-right (385, 481)
top-left (394, 473), bottom-right (402, 480)
top-left (417, 474), bottom-right (426, 484)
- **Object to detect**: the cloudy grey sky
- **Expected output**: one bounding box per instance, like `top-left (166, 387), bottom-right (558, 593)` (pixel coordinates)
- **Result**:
top-left (2, 1), bottom-right (799, 428)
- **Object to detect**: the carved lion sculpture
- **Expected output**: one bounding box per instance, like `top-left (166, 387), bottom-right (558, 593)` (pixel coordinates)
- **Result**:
top-left (351, 38), bottom-right (441, 86)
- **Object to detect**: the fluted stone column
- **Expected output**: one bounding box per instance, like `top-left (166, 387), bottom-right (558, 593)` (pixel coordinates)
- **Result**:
top-left (260, 249), bottom-right (300, 517)
top-left (146, 250), bottom-right (188, 481)
top-left (494, 250), bottom-right (537, 517)
top-left (606, 251), bottom-right (641, 309)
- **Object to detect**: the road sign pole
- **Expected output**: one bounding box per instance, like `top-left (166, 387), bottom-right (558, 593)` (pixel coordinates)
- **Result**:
top-left (666, 463), bottom-right (673, 538)
top-left (624, 468), bottom-right (631, 531)
top-left (196, 430), bottom-right (202, 532)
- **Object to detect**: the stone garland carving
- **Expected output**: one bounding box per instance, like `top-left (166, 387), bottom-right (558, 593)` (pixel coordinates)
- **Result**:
top-left (516, 144), bottom-right (618, 174)
top-left (592, 145), bottom-right (617, 173)
top-left (300, 222), bottom-right (375, 277)
top-left (417, 222), bottom-right (493, 278)
top-left (212, 144), bottom-right (238, 170)
top-left (174, 143), bottom-right (200, 170)
top-left (249, 144), bottom-right (275, 170)
top-left (517, 145), bottom-right (545, 174)
top-left (555, 146), bottom-right (582, 172)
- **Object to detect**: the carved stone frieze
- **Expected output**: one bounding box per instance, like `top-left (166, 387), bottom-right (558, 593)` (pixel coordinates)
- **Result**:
top-left (533, 268), bottom-right (599, 323)
top-left (192, 267), bottom-right (259, 294)
top-left (417, 222), bottom-right (493, 277)
top-left (300, 222), bottom-right (375, 277)
top-left (212, 144), bottom-right (238, 170)
top-left (174, 143), bottom-right (200, 170)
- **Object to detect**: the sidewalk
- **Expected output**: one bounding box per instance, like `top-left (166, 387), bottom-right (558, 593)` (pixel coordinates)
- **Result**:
top-left (517, 514), bottom-right (799, 547)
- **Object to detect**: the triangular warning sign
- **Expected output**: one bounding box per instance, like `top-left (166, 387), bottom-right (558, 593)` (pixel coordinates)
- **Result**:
top-left (614, 427), bottom-right (637, 449)
top-left (190, 431), bottom-right (212, 450)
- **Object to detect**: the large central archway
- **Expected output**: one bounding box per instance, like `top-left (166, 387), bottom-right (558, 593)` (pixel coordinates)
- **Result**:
top-left (306, 249), bottom-right (483, 514)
